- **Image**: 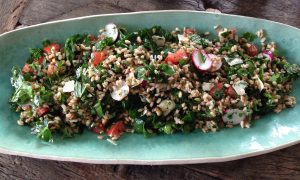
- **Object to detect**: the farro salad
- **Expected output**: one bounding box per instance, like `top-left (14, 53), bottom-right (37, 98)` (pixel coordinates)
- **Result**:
top-left (10, 23), bottom-right (300, 143)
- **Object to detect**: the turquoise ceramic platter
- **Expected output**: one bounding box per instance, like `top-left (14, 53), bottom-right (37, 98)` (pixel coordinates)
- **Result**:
top-left (1, 11), bottom-right (300, 164)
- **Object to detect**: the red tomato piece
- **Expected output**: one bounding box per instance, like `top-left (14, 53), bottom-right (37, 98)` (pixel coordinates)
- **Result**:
top-left (228, 28), bottom-right (237, 39)
top-left (43, 43), bottom-right (60, 54)
top-left (184, 28), bottom-right (196, 35)
top-left (209, 82), bottom-right (224, 96)
top-left (47, 64), bottom-right (57, 76)
top-left (36, 107), bottom-right (49, 116)
top-left (91, 123), bottom-right (105, 134)
top-left (106, 121), bottom-right (125, 138)
top-left (37, 57), bottom-right (44, 64)
top-left (22, 64), bottom-right (33, 74)
top-left (246, 43), bottom-right (257, 57)
top-left (226, 86), bottom-right (237, 98)
top-left (93, 50), bottom-right (108, 66)
top-left (165, 49), bottom-right (188, 65)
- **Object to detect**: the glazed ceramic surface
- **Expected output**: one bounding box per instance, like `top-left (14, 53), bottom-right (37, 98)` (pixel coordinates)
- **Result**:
top-left (0, 11), bottom-right (300, 164)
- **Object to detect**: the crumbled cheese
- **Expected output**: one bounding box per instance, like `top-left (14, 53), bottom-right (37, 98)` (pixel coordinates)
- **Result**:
top-left (152, 35), bottom-right (165, 47)
top-left (202, 82), bottom-right (214, 91)
top-left (158, 100), bottom-right (175, 116)
top-left (253, 75), bottom-right (264, 92)
top-left (225, 57), bottom-right (243, 66)
top-left (222, 109), bottom-right (246, 125)
top-left (233, 80), bottom-right (248, 95)
top-left (111, 80), bottom-right (129, 101)
top-left (177, 34), bottom-right (189, 43)
top-left (63, 80), bottom-right (75, 92)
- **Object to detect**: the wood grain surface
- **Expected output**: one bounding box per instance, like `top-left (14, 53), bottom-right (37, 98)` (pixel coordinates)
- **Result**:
top-left (1, 0), bottom-right (300, 179)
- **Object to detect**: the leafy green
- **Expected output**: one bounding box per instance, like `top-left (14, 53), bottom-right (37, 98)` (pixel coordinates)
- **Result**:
top-left (94, 101), bottom-right (104, 118)
top-left (42, 39), bottom-right (51, 47)
top-left (133, 118), bottom-right (145, 134)
top-left (221, 31), bottom-right (231, 38)
top-left (162, 123), bottom-right (173, 134)
top-left (10, 67), bottom-right (24, 88)
top-left (242, 32), bottom-right (257, 42)
top-left (95, 37), bottom-right (113, 51)
top-left (64, 34), bottom-right (87, 61)
top-left (31, 122), bottom-right (54, 142)
top-left (182, 111), bottom-right (195, 122)
top-left (179, 59), bottom-right (189, 66)
top-left (189, 34), bottom-right (209, 48)
top-left (29, 48), bottom-right (43, 60)
top-left (159, 64), bottom-right (175, 76)
top-left (284, 63), bottom-right (300, 78)
top-left (11, 82), bottom-right (33, 104)
top-left (34, 86), bottom-right (53, 106)
top-left (135, 66), bottom-right (151, 81)
top-left (74, 81), bottom-right (87, 98)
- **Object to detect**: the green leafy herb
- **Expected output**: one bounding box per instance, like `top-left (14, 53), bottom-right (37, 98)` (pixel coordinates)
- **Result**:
top-left (95, 37), bottom-right (113, 51)
top-left (94, 101), bottom-right (104, 118)
top-left (133, 118), bottom-right (145, 134)
top-left (37, 126), bottom-right (53, 142)
top-left (179, 59), bottom-right (189, 66)
top-left (10, 67), bottom-right (24, 88)
top-left (42, 39), bottom-right (51, 47)
top-left (64, 34), bottom-right (87, 61)
top-left (189, 34), bottom-right (209, 48)
top-left (29, 48), bottom-right (42, 60)
top-left (11, 82), bottom-right (33, 104)
top-left (74, 81), bottom-right (87, 98)
top-left (242, 32), bottom-right (257, 42)
top-left (159, 64), bottom-right (175, 76)
top-left (284, 63), bottom-right (300, 78)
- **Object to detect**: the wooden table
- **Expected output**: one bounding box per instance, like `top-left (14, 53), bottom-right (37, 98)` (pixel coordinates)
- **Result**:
top-left (1, 0), bottom-right (300, 179)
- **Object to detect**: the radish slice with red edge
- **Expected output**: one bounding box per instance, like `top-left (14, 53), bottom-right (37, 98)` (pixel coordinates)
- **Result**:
top-left (192, 49), bottom-right (212, 72)
top-left (208, 54), bottom-right (222, 72)
top-left (222, 109), bottom-right (246, 125)
top-left (103, 23), bottom-right (118, 42)
top-left (262, 50), bottom-right (274, 61)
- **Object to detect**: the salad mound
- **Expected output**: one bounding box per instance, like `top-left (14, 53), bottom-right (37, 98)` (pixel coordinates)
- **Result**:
top-left (10, 24), bottom-right (300, 143)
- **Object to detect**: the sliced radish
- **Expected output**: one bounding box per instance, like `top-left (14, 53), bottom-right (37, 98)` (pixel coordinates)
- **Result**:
top-left (262, 50), bottom-right (274, 61)
top-left (223, 109), bottom-right (246, 125)
top-left (103, 23), bottom-right (118, 42)
top-left (192, 49), bottom-right (212, 72)
top-left (208, 54), bottom-right (222, 72)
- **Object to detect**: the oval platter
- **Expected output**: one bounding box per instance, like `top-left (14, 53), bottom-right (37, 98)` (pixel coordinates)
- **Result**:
top-left (0, 10), bottom-right (300, 165)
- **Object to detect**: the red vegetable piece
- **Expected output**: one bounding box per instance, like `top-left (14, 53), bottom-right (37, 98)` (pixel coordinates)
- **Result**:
top-left (209, 82), bottom-right (223, 96)
top-left (43, 43), bottom-right (60, 55)
top-left (22, 64), bottom-right (33, 74)
top-left (91, 123), bottom-right (105, 134)
top-left (93, 50), bottom-right (108, 66)
top-left (184, 28), bottom-right (196, 35)
top-left (246, 43), bottom-right (257, 57)
top-left (36, 107), bottom-right (49, 116)
top-left (106, 121), bottom-right (125, 138)
top-left (165, 49), bottom-right (188, 65)
top-left (47, 64), bottom-right (58, 76)
top-left (37, 57), bottom-right (44, 64)
top-left (226, 86), bottom-right (237, 98)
